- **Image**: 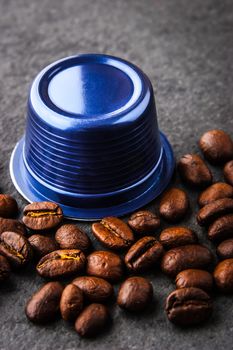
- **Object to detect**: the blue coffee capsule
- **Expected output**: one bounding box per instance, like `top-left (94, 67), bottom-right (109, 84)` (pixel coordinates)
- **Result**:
top-left (10, 54), bottom-right (174, 220)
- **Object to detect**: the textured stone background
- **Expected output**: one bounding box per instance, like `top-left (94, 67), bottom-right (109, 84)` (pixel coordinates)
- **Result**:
top-left (0, 0), bottom-right (233, 349)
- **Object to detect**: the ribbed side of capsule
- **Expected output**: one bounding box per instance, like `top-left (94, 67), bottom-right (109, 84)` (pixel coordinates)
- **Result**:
top-left (24, 92), bottom-right (161, 195)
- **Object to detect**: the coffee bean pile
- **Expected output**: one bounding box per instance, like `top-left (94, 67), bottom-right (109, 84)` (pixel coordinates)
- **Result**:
top-left (0, 129), bottom-right (233, 337)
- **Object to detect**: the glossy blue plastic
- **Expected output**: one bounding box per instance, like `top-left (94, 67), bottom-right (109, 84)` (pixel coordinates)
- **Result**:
top-left (10, 54), bottom-right (174, 220)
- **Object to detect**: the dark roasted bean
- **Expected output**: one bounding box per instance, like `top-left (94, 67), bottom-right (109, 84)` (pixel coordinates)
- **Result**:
top-left (72, 276), bottom-right (113, 303)
top-left (92, 217), bottom-right (134, 250)
top-left (0, 231), bottom-right (32, 268)
top-left (197, 198), bottom-right (233, 226)
top-left (175, 269), bottom-right (213, 293)
top-left (216, 239), bottom-right (233, 259)
top-left (128, 210), bottom-right (160, 234)
top-left (198, 183), bottom-right (233, 207)
top-left (214, 259), bottom-right (233, 293)
top-left (0, 254), bottom-right (11, 281)
top-left (177, 154), bottom-right (212, 188)
top-left (117, 276), bottom-right (153, 312)
top-left (159, 227), bottom-right (197, 249)
top-left (124, 236), bottom-right (164, 272)
top-left (60, 284), bottom-right (84, 321)
top-left (161, 244), bottom-right (213, 277)
top-left (23, 201), bottom-right (63, 231)
top-left (224, 160), bottom-right (233, 187)
top-left (28, 234), bottom-right (58, 258)
top-left (25, 282), bottom-right (63, 323)
top-left (0, 195), bottom-right (18, 218)
top-left (159, 188), bottom-right (189, 222)
top-left (0, 218), bottom-right (26, 236)
top-left (208, 214), bottom-right (233, 242)
top-left (199, 130), bottom-right (233, 164)
top-left (87, 251), bottom-right (123, 282)
top-left (36, 249), bottom-right (86, 279)
top-left (165, 287), bottom-right (212, 326)
top-left (75, 303), bottom-right (109, 337)
top-left (55, 224), bottom-right (90, 252)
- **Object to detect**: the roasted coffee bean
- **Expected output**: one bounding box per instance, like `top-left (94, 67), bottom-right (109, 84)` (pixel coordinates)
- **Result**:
top-left (0, 218), bottom-right (26, 236)
top-left (0, 231), bottom-right (32, 268)
top-left (0, 254), bottom-right (11, 281)
top-left (0, 195), bottom-right (18, 218)
top-left (124, 236), bottom-right (164, 272)
top-left (128, 210), bottom-right (160, 234)
top-left (92, 217), bottom-right (134, 250)
top-left (208, 214), bottom-right (233, 242)
top-left (175, 269), bottom-right (213, 293)
top-left (159, 188), bottom-right (189, 222)
top-left (23, 201), bottom-right (63, 231)
top-left (36, 249), bottom-right (86, 279)
top-left (198, 183), bottom-right (233, 207)
top-left (75, 303), bottom-right (109, 337)
top-left (214, 259), bottom-right (233, 293)
top-left (25, 281), bottom-right (63, 323)
top-left (161, 244), bottom-right (213, 277)
top-left (55, 224), bottom-right (90, 252)
top-left (117, 276), bottom-right (153, 312)
top-left (224, 160), bottom-right (233, 186)
top-left (165, 287), bottom-right (212, 326)
top-left (87, 251), bottom-right (124, 282)
top-left (216, 239), bottom-right (233, 259)
top-left (177, 154), bottom-right (212, 188)
top-left (60, 284), bottom-right (84, 321)
top-left (199, 129), bottom-right (233, 164)
top-left (159, 227), bottom-right (197, 249)
top-left (197, 198), bottom-right (233, 226)
top-left (72, 276), bottom-right (113, 303)
top-left (28, 234), bottom-right (58, 258)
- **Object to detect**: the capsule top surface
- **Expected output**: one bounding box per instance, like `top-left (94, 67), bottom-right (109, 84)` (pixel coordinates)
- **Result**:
top-left (30, 54), bottom-right (151, 130)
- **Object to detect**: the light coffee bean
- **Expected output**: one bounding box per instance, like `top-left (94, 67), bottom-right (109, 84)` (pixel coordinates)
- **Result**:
top-left (197, 198), bottom-right (233, 226)
top-left (29, 234), bottom-right (58, 258)
top-left (159, 188), bottom-right (189, 222)
top-left (216, 239), bottom-right (233, 259)
top-left (72, 276), bottom-right (113, 303)
top-left (198, 182), bottom-right (233, 207)
top-left (175, 269), bottom-right (213, 293)
top-left (178, 154), bottom-right (212, 188)
top-left (214, 259), bottom-right (233, 293)
top-left (117, 277), bottom-right (153, 312)
top-left (25, 282), bottom-right (63, 323)
top-left (159, 227), bottom-right (197, 249)
top-left (128, 210), bottom-right (160, 234)
top-left (23, 201), bottom-right (63, 231)
top-left (55, 224), bottom-right (91, 252)
top-left (87, 251), bottom-right (124, 282)
top-left (199, 129), bottom-right (233, 164)
top-left (60, 284), bottom-right (84, 321)
top-left (36, 249), bottom-right (86, 279)
top-left (92, 217), bottom-right (134, 250)
top-left (161, 244), bottom-right (213, 277)
top-left (0, 231), bottom-right (32, 268)
top-left (125, 236), bottom-right (164, 272)
top-left (208, 214), bottom-right (233, 242)
top-left (75, 303), bottom-right (110, 337)
top-left (165, 287), bottom-right (212, 326)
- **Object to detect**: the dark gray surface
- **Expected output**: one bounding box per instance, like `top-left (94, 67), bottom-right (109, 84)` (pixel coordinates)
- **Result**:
top-left (0, 0), bottom-right (233, 349)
